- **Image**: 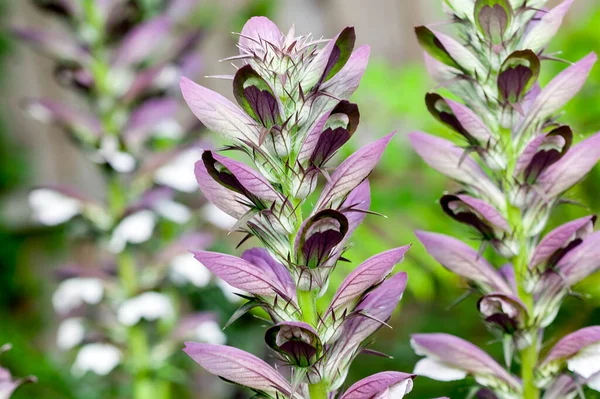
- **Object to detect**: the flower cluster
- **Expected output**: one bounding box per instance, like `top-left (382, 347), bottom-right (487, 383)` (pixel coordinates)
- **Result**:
top-left (181, 17), bottom-right (419, 398)
top-left (0, 344), bottom-right (36, 399)
top-left (16, 0), bottom-right (228, 395)
top-left (410, 0), bottom-right (600, 398)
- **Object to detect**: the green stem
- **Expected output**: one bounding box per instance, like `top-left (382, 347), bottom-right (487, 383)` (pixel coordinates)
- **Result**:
top-left (129, 325), bottom-right (152, 399)
top-left (297, 290), bottom-right (318, 326)
top-left (508, 207), bottom-right (539, 399)
top-left (521, 335), bottom-right (539, 399)
top-left (297, 290), bottom-right (328, 399)
top-left (308, 381), bottom-right (328, 399)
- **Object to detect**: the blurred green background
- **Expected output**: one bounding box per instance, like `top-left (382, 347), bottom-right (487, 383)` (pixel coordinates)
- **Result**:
top-left (1, 0), bottom-right (600, 398)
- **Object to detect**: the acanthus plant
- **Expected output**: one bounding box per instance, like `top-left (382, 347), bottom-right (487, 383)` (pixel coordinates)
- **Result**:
top-left (180, 16), bottom-right (432, 399)
top-left (409, 0), bottom-right (600, 398)
top-left (16, 1), bottom-right (229, 397)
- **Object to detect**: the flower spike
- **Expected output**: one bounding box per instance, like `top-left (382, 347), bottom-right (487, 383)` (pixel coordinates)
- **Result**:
top-left (412, 1), bottom-right (600, 397)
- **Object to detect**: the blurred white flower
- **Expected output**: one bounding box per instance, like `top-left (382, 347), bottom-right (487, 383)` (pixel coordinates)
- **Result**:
top-left (29, 189), bottom-right (82, 226)
top-left (202, 203), bottom-right (237, 230)
top-left (568, 342), bottom-right (600, 379)
top-left (106, 68), bottom-right (135, 97)
top-left (99, 137), bottom-right (136, 173)
top-left (154, 148), bottom-right (203, 193)
top-left (216, 279), bottom-right (244, 303)
top-left (194, 320), bottom-right (227, 345)
top-left (57, 318), bottom-right (85, 351)
top-left (26, 102), bottom-right (53, 123)
top-left (52, 278), bottom-right (104, 315)
top-left (72, 343), bottom-right (121, 376)
top-left (589, 373), bottom-right (600, 392)
top-left (155, 64), bottom-right (180, 89)
top-left (117, 292), bottom-right (174, 326)
top-left (154, 119), bottom-right (183, 139)
top-left (170, 253), bottom-right (211, 287)
top-left (109, 210), bottom-right (156, 253)
top-left (153, 199), bottom-right (191, 224)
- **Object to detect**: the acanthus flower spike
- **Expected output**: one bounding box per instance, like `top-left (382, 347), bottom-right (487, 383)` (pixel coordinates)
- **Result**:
top-left (181, 16), bottom-right (421, 399)
top-left (411, 1), bottom-right (600, 398)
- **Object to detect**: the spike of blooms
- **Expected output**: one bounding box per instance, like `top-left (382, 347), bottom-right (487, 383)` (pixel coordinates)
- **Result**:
top-left (0, 344), bottom-right (36, 398)
top-left (16, 1), bottom-right (226, 396)
top-left (181, 17), bottom-right (420, 399)
top-left (410, 0), bottom-right (600, 398)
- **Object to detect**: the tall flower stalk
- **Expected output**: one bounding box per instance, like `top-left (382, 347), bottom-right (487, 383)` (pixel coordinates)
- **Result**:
top-left (410, 0), bottom-right (600, 398)
top-left (16, 1), bottom-right (223, 397)
top-left (180, 17), bottom-right (419, 399)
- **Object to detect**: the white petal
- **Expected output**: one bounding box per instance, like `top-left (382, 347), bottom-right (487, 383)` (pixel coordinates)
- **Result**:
top-left (107, 151), bottom-right (136, 173)
top-left (57, 318), bottom-right (85, 351)
top-left (72, 343), bottom-right (121, 376)
top-left (155, 65), bottom-right (180, 89)
top-left (117, 292), bottom-right (174, 326)
top-left (202, 203), bottom-right (237, 230)
top-left (194, 320), bottom-right (227, 345)
top-left (29, 189), bottom-right (82, 226)
top-left (26, 102), bottom-right (53, 123)
top-left (588, 373), bottom-right (600, 392)
top-left (170, 253), bottom-right (211, 288)
top-left (414, 358), bottom-right (468, 382)
top-left (567, 342), bottom-right (600, 379)
top-left (216, 279), bottom-right (244, 302)
top-left (99, 136), bottom-right (136, 173)
top-left (373, 378), bottom-right (414, 399)
top-left (154, 199), bottom-right (191, 224)
top-left (154, 148), bottom-right (203, 193)
top-left (52, 278), bottom-right (104, 315)
top-left (109, 210), bottom-right (156, 252)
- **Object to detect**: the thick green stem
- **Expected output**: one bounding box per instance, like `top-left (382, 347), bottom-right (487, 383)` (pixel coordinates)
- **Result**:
top-left (508, 207), bottom-right (539, 399)
top-left (308, 381), bottom-right (328, 399)
top-left (501, 123), bottom-right (540, 399)
top-left (297, 290), bottom-right (327, 399)
top-left (521, 335), bottom-right (539, 399)
top-left (297, 290), bottom-right (318, 326)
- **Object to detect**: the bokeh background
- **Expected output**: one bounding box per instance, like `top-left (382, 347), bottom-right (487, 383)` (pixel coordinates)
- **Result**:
top-left (1, 0), bottom-right (600, 398)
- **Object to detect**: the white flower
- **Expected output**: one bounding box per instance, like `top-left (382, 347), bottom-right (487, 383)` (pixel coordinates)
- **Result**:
top-left (109, 210), bottom-right (156, 253)
top-left (589, 373), bottom-right (600, 392)
top-left (153, 199), bottom-right (191, 224)
top-left (155, 64), bottom-right (180, 89)
top-left (26, 102), bottom-right (53, 123)
top-left (154, 119), bottom-right (183, 139)
top-left (72, 343), bottom-right (121, 376)
top-left (98, 136), bottom-right (136, 173)
top-left (117, 292), bottom-right (174, 326)
top-left (382, 378), bottom-right (413, 399)
top-left (202, 203), bottom-right (237, 230)
top-left (29, 189), bottom-right (82, 226)
top-left (567, 342), bottom-right (600, 379)
top-left (194, 320), bottom-right (227, 345)
top-left (170, 253), bottom-right (211, 287)
top-left (154, 148), bottom-right (203, 193)
top-left (52, 278), bottom-right (104, 315)
top-left (57, 318), bottom-right (85, 351)
top-left (413, 357), bottom-right (467, 381)
top-left (216, 279), bottom-right (244, 303)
